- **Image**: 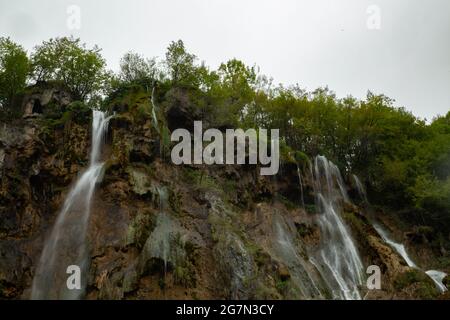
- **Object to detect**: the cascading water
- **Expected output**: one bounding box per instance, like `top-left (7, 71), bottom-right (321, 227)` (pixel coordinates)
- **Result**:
top-left (152, 186), bottom-right (171, 275)
top-left (310, 156), bottom-right (364, 300)
top-left (373, 222), bottom-right (447, 293)
top-left (271, 214), bottom-right (322, 299)
top-left (353, 174), bottom-right (368, 204)
top-left (425, 270), bottom-right (448, 293)
top-left (31, 110), bottom-right (111, 300)
top-left (352, 174), bottom-right (448, 293)
top-left (140, 186), bottom-right (175, 286)
top-left (372, 223), bottom-right (417, 268)
top-left (296, 164), bottom-right (305, 209)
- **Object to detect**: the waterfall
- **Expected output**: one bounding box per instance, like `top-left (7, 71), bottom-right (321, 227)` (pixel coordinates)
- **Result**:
top-left (271, 214), bottom-right (322, 299)
top-left (372, 223), bottom-right (417, 268)
top-left (372, 223), bottom-right (448, 293)
top-left (352, 174), bottom-right (368, 204)
top-left (140, 186), bottom-right (173, 281)
top-left (150, 87), bottom-right (159, 134)
top-left (31, 110), bottom-right (111, 300)
top-left (353, 173), bottom-right (448, 294)
top-left (310, 155), bottom-right (364, 300)
top-left (425, 270), bottom-right (448, 293)
top-left (296, 164), bottom-right (305, 209)
top-left (154, 186), bottom-right (170, 275)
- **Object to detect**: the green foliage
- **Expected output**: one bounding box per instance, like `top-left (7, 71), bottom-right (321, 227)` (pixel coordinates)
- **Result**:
top-left (276, 279), bottom-right (288, 293)
top-left (2, 37), bottom-right (449, 241)
top-left (165, 40), bottom-right (198, 87)
top-left (393, 269), bottom-right (438, 299)
top-left (0, 37), bottom-right (31, 111)
top-left (118, 51), bottom-right (161, 87)
top-left (31, 37), bottom-right (108, 100)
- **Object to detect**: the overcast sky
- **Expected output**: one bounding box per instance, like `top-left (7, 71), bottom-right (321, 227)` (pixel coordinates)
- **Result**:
top-left (1, 0), bottom-right (449, 120)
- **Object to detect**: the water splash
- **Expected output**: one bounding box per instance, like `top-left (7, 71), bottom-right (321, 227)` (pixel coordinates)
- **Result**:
top-left (425, 270), bottom-right (448, 293)
top-left (31, 110), bottom-right (111, 300)
top-left (310, 155), bottom-right (364, 300)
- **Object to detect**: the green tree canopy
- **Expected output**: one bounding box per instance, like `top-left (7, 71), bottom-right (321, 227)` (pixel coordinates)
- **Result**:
top-left (31, 37), bottom-right (108, 100)
top-left (0, 37), bottom-right (30, 109)
top-left (164, 40), bottom-right (198, 87)
top-left (119, 51), bottom-right (159, 85)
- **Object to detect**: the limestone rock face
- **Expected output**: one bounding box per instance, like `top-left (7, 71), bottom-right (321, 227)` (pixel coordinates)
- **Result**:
top-left (0, 87), bottom-right (86, 298)
top-left (21, 87), bottom-right (72, 118)
top-left (0, 84), bottom-right (446, 300)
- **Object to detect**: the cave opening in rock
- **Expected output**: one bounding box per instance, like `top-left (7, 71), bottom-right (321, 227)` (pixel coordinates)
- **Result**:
top-left (32, 99), bottom-right (43, 114)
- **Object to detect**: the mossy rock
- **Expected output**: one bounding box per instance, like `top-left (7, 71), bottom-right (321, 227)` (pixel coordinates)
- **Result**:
top-left (125, 209), bottom-right (155, 249)
top-left (394, 269), bottom-right (439, 299)
top-left (443, 275), bottom-right (450, 289)
top-left (293, 151), bottom-right (310, 167)
top-left (126, 166), bottom-right (152, 196)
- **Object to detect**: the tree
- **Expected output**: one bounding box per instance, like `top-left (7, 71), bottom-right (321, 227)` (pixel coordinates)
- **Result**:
top-left (119, 51), bottom-right (159, 84)
top-left (218, 59), bottom-right (257, 92)
top-left (0, 37), bottom-right (30, 109)
top-left (165, 40), bottom-right (198, 86)
top-left (31, 37), bottom-right (108, 100)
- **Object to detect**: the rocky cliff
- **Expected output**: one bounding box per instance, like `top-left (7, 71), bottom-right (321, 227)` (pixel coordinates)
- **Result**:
top-left (0, 84), bottom-right (447, 300)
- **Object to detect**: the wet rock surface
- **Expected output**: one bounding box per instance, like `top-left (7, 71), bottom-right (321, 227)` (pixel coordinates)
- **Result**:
top-left (0, 85), bottom-right (447, 300)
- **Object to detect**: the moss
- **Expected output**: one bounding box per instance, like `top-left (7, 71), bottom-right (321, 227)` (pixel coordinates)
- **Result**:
top-left (437, 256), bottom-right (450, 270)
top-left (343, 211), bottom-right (366, 237)
top-left (158, 277), bottom-right (166, 290)
top-left (173, 265), bottom-right (196, 288)
top-left (168, 189), bottom-right (182, 215)
top-left (171, 235), bottom-right (197, 288)
top-left (222, 179), bottom-right (237, 194)
top-left (182, 168), bottom-right (219, 192)
top-left (296, 223), bottom-right (313, 237)
top-left (293, 151), bottom-right (310, 167)
top-left (126, 166), bottom-right (152, 196)
top-left (253, 283), bottom-right (282, 300)
top-left (244, 241), bottom-right (269, 270)
top-left (394, 269), bottom-right (439, 299)
top-left (443, 275), bottom-right (450, 289)
top-left (277, 194), bottom-right (297, 210)
top-left (305, 204), bottom-right (316, 214)
top-left (275, 279), bottom-right (288, 293)
top-left (125, 209), bottom-right (155, 249)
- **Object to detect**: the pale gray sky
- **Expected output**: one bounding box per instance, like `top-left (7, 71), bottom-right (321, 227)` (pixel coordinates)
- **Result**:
top-left (1, 0), bottom-right (449, 120)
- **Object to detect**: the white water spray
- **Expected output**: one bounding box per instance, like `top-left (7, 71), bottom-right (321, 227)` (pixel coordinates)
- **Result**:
top-left (352, 173), bottom-right (448, 294)
top-left (353, 174), bottom-right (368, 204)
top-left (311, 156), bottom-right (364, 300)
top-left (425, 270), bottom-right (448, 293)
top-left (373, 222), bottom-right (447, 293)
top-left (271, 214), bottom-right (322, 298)
top-left (372, 223), bottom-right (417, 268)
top-left (296, 164), bottom-right (305, 209)
top-left (31, 110), bottom-right (111, 299)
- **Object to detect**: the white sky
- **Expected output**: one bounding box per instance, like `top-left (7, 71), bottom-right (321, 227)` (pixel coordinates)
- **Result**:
top-left (1, 0), bottom-right (449, 120)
